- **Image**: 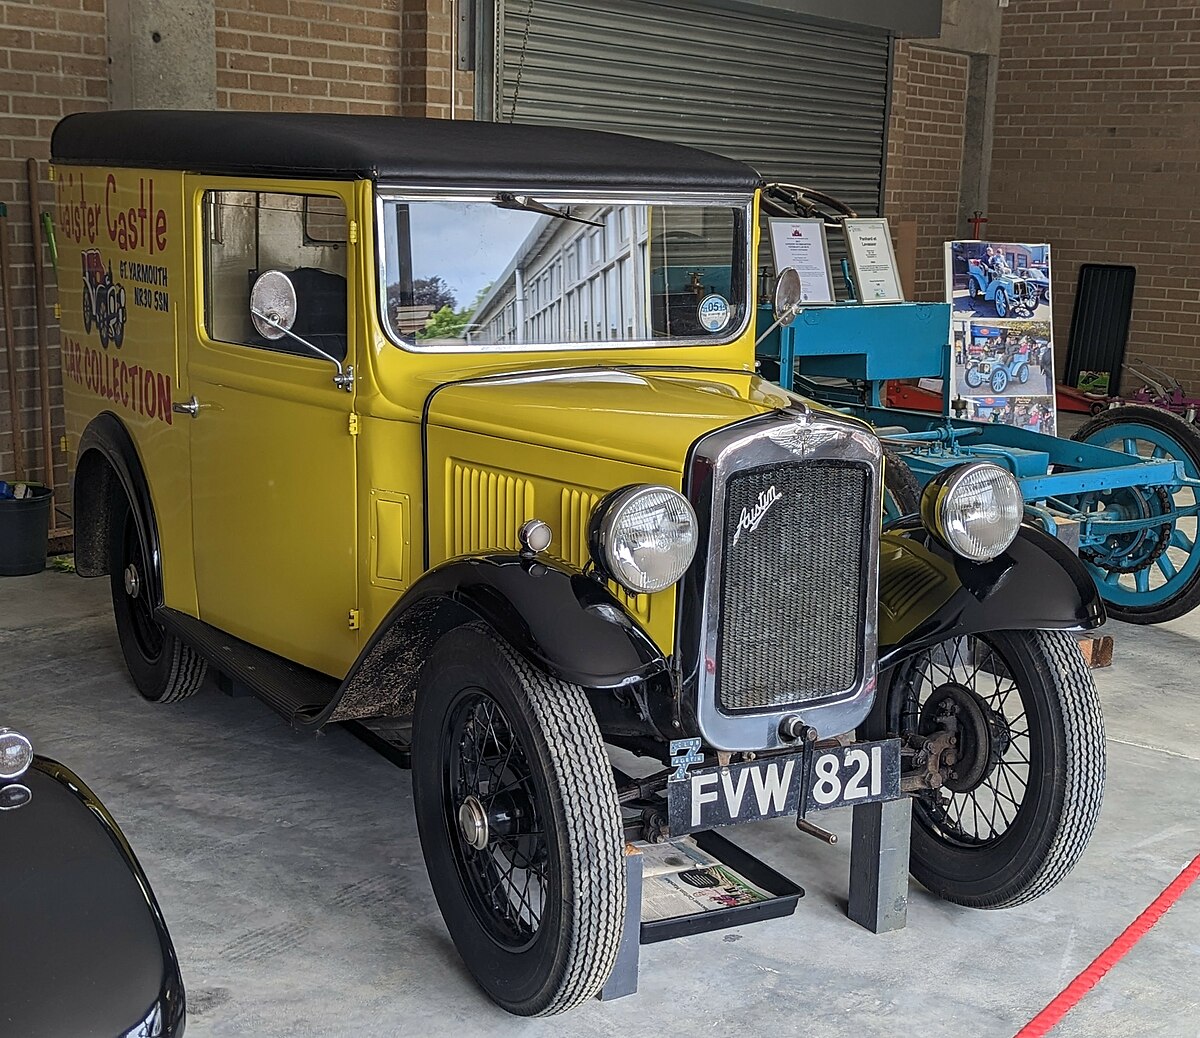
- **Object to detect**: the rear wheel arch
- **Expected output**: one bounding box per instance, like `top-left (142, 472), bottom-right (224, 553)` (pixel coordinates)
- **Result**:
top-left (74, 413), bottom-right (159, 595)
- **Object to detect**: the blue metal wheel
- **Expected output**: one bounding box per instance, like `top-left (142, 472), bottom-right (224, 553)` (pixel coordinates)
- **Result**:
top-left (1068, 405), bottom-right (1200, 624)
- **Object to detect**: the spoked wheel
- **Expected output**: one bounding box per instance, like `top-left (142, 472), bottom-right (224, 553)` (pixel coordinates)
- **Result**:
top-left (965, 365), bottom-right (984, 389)
top-left (991, 366), bottom-right (1009, 394)
top-left (109, 496), bottom-right (207, 703)
top-left (883, 448), bottom-right (922, 523)
top-left (993, 287), bottom-right (1009, 318)
top-left (866, 630), bottom-right (1105, 908)
top-left (97, 292), bottom-right (110, 348)
top-left (413, 625), bottom-right (624, 1016)
top-left (1068, 405), bottom-right (1200, 623)
top-left (1017, 363), bottom-right (1030, 385)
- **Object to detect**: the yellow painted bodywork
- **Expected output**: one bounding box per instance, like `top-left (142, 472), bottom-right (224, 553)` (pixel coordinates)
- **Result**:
top-left (60, 167), bottom-right (863, 679)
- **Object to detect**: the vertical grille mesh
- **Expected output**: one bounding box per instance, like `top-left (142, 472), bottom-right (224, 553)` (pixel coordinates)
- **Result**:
top-left (717, 460), bottom-right (869, 711)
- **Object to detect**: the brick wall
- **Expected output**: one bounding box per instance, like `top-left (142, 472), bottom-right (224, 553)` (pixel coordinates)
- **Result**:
top-left (885, 41), bottom-right (970, 302)
top-left (401, 0), bottom-right (474, 118)
top-left (989, 0), bottom-right (1200, 385)
top-left (215, 0), bottom-right (403, 114)
top-left (0, 0), bottom-right (106, 508)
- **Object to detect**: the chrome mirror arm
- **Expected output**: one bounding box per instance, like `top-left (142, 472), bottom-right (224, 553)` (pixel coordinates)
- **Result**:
top-left (250, 307), bottom-right (354, 392)
top-left (753, 303), bottom-right (802, 349)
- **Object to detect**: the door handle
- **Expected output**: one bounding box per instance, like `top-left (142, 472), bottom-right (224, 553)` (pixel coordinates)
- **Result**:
top-left (172, 395), bottom-right (201, 417)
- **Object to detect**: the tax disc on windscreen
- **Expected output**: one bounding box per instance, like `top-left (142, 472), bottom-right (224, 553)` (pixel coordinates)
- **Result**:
top-left (697, 293), bottom-right (731, 333)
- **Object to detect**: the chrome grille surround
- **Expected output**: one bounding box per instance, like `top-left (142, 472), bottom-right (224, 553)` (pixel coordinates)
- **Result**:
top-left (681, 406), bottom-right (883, 751)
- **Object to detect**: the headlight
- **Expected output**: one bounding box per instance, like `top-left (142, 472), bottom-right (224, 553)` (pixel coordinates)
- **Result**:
top-left (589, 485), bottom-right (698, 594)
top-left (920, 462), bottom-right (1022, 562)
top-left (0, 727), bottom-right (34, 781)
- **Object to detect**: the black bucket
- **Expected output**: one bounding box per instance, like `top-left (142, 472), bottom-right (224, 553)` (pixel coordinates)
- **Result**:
top-left (0, 485), bottom-right (53, 576)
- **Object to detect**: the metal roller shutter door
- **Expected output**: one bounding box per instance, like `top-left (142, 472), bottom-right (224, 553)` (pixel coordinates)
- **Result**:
top-left (494, 0), bottom-right (892, 216)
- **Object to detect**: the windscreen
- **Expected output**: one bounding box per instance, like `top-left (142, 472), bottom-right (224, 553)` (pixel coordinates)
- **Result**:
top-left (378, 196), bottom-right (749, 351)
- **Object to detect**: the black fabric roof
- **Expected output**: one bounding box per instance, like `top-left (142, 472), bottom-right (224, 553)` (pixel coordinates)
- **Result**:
top-left (51, 111), bottom-right (762, 192)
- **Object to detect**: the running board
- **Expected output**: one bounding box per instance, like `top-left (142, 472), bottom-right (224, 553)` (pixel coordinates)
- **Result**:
top-left (344, 717), bottom-right (412, 769)
top-left (156, 608), bottom-right (339, 725)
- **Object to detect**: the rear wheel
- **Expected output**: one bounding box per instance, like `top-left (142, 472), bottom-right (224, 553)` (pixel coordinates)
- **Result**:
top-left (991, 367), bottom-right (1009, 394)
top-left (1068, 405), bottom-right (1200, 623)
top-left (412, 625), bottom-right (624, 1016)
top-left (866, 629), bottom-right (1105, 908)
top-left (109, 497), bottom-right (207, 703)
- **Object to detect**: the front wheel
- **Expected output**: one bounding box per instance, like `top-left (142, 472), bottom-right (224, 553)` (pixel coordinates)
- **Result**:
top-left (865, 629), bottom-right (1105, 908)
top-left (993, 287), bottom-right (1009, 318)
top-left (109, 497), bottom-right (207, 703)
top-left (413, 625), bottom-right (625, 1016)
top-left (883, 448), bottom-right (922, 522)
top-left (965, 365), bottom-right (984, 389)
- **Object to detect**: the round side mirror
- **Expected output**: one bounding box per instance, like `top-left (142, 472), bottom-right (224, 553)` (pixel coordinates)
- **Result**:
top-left (250, 270), bottom-right (297, 340)
top-left (773, 266), bottom-right (803, 326)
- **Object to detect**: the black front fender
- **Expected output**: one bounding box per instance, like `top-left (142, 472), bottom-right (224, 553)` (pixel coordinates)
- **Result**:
top-left (877, 523), bottom-right (1105, 670)
top-left (320, 554), bottom-right (668, 726)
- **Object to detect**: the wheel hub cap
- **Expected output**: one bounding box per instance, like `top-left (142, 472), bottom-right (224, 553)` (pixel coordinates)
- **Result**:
top-left (920, 682), bottom-right (1006, 794)
top-left (458, 795), bottom-right (489, 851)
top-left (123, 563), bottom-right (141, 599)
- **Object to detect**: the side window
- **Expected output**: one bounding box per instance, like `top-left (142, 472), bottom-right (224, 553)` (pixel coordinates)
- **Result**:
top-left (203, 190), bottom-right (348, 361)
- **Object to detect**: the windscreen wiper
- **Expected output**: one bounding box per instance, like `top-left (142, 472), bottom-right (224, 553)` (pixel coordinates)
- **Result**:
top-left (491, 193), bottom-right (604, 228)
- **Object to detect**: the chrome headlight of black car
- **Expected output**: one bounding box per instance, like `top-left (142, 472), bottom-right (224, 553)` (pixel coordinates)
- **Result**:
top-left (589, 485), bottom-right (698, 594)
top-left (0, 727), bottom-right (34, 781)
top-left (920, 462), bottom-right (1023, 562)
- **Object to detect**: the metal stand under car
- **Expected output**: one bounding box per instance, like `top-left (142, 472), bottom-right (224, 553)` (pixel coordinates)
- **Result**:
top-left (347, 718), bottom-right (913, 1001)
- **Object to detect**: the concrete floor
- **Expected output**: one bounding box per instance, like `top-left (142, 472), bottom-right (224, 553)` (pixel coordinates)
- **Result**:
top-left (3, 568), bottom-right (1199, 1038)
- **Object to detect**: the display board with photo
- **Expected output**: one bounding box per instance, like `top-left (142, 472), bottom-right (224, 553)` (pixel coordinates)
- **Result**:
top-left (946, 240), bottom-right (1055, 436)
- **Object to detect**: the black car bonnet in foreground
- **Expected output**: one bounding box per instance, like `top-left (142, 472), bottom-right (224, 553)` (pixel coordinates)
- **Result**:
top-left (0, 758), bottom-right (186, 1037)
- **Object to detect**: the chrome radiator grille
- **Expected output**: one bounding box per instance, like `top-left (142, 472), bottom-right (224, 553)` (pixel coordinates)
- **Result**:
top-left (716, 460), bottom-right (870, 712)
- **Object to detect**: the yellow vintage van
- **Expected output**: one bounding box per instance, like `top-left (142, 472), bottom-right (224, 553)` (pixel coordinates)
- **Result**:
top-left (53, 111), bottom-right (1105, 1016)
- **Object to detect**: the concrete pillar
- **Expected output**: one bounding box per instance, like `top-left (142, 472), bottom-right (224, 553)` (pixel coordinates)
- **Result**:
top-left (911, 0), bottom-right (1003, 227)
top-left (108, 0), bottom-right (216, 110)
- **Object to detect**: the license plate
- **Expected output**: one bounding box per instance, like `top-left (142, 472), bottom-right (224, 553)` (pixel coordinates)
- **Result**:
top-left (666, 739), bottom-right (901, 836)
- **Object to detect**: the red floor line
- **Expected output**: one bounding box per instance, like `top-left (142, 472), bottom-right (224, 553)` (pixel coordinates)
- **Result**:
top-left (1013, 852), bottom-right (1200, 1038)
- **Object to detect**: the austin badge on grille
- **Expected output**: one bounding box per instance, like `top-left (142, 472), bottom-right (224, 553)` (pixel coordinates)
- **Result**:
top-left (732, 484), bottom-right (782, 546)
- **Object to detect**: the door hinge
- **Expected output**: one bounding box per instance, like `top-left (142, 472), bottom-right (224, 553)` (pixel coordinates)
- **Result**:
top-left (348, 412), bottom-right (360, 436)
top-left (347, 609), bottom-right (361, 630)
top-left (349, 220), bottom-right (358, 244)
